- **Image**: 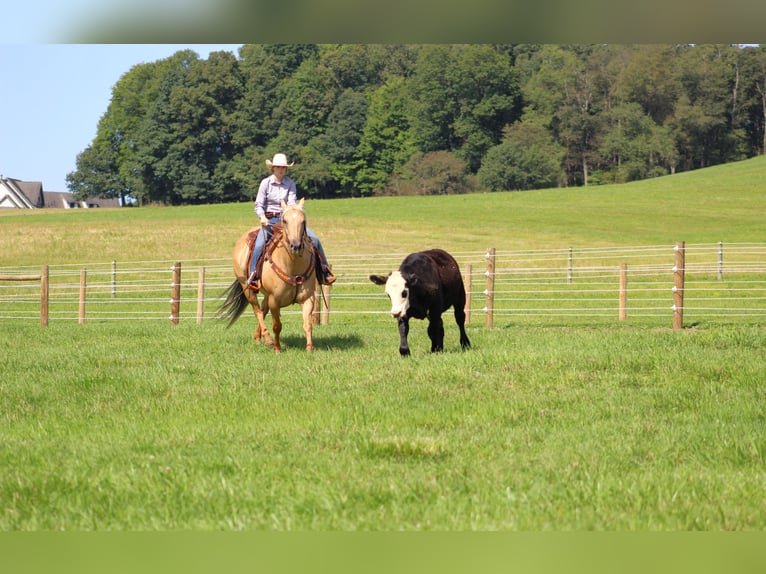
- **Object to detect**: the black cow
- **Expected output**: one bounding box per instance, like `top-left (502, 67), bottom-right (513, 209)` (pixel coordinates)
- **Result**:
top-left (369, 249), bottom-right (471, 357)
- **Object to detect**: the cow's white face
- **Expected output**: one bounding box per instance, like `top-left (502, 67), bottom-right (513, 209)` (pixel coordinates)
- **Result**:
top-left (385, 271), bottom-right (410, 318)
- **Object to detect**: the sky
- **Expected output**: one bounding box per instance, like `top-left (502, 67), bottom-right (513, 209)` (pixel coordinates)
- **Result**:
top-left (1, 44), bottom-right (242, 192)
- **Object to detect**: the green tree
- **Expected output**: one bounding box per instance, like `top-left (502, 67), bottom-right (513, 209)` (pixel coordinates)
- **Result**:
top-left (408, 45), bottom-right (456, 153)
top-left (478, 118), bottom-right (565, 191)
top-left (598, 102), bottom-right (665, 182)
top-left (669, 45), bottom-right (743, 170)
top-left (270, 55), bottom-right (339, 158)
top-left (301, 88), bottom-right (368, 197)
top-left (70, 43), bottom-right (766, 205)
top-left (616, 44), bottom-right (682, 124)
top-left (235, 44), bottom-right (317, 149)
top-left (66, 142), bottom-right (123, 204)
top-left (387, 150), bottom-right (473, 196)
top-left (450, 44), bottom-right (523, 171)
top-left (751, 47), bottom-right (766, 154)
top-left (408, 45), bottom-right (522, 172)
top-left (353, 76), bottom-right (416, 196)
top-left (522, 45), bottom-right (588, 185)
top-left (129, 50), bottom-right (199, 205)
top-left (131, 50), bottom-right (246, 205)
top-left (165, 50), bottom-right (245, 203)
top-left (318, 44), bottom-right (386, 90)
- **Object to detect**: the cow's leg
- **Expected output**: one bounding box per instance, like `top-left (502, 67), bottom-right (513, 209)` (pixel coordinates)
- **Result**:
top-left (453, 304), bottom-right (471, 350)
top-left (427, 312), bottom-right (444, 352)
top-left (397, 316), bottom-right (411, 357)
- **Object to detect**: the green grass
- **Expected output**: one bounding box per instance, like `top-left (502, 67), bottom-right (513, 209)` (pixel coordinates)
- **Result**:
top-left (1, 157), bottom-right (766, 530)
top-left (2, 155), bottom-right (765, 266)
top-left (1, 318), bottom-right (765, 529)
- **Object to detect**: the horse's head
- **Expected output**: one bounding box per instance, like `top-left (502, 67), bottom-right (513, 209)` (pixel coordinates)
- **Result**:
top-left (280, 198), bottom-right (307, 254)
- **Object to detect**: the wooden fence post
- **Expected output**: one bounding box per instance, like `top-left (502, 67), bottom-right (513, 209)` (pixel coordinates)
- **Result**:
top-left (312, 286), bottom-right (321, 325)
top-left (464, 263), bottom-right (472, 324)
top-left (321, 285), bottom-right (331, 325)
top-left (196, 266), bottom-right (205, 325)
top-left (485, 247), bottom-right (496, 329)
top-left (40, 265), bottom-right (49, 327)
top-left (79, 269), bottom-right (87, 324)
top-left (673, 242), bottom-right (685, 331)
top-left (170, 262), bottom-right (181, 325)
top-left (619, 263), bottom-right (627, 321)
top-left (313, 266), bottom-right (332, 325)
top-left (567, 247), bottom-right (573, 284)
top-left (313, 285), bottom-right (332, 325)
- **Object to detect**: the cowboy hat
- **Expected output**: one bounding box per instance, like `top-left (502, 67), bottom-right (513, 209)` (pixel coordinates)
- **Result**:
top-left (265, 153), bottom-right (295, 168)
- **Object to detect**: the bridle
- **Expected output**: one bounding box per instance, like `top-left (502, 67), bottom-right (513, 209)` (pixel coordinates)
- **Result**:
top-left (281, 206), bottom-right (307, 254)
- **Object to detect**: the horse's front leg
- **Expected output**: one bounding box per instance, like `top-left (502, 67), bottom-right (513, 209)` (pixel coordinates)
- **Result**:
top-left (300, 295), bottom-right (315, 352)
top-left (270, 305), bottom-right (283, 354)
top-left (250, 291), bottom-right (273, 348)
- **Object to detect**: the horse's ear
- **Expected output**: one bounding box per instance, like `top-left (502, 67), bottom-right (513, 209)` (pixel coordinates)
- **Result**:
top-left (298, 197), bottom-right (305, 208)
top-left (280, 199), bottom-right (287, 210)
top-left (369, 274), bottom-right (389, 286)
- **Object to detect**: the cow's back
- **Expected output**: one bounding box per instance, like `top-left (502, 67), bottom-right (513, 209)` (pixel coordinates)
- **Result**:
top-left (405, 249), bottom-right (465, 313)
top-left (438, 251), bottom-right (466, 311)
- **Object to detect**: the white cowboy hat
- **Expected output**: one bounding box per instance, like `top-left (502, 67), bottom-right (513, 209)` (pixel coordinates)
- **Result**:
top-left (265, 153), bottom-right (295, 168)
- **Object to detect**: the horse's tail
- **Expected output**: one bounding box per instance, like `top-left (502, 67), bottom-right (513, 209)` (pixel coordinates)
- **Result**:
top-left (216, 279), bottom-right (250, 328)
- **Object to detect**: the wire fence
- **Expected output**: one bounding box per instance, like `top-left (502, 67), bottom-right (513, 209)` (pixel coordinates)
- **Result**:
top-left (1, 242), bottom-right (765, 328)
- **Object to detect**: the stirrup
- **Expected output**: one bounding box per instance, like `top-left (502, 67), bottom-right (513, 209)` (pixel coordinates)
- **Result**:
top-left (247, 270), bottom-right (260, 291)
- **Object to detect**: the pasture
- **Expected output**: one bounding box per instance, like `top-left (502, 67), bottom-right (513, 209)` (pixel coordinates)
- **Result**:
top-left (1, 157), bottom-right (765, 530)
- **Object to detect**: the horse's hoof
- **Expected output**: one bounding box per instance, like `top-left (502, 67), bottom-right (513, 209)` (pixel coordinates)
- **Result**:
top-left (306, 345), bottom-right (314, 352)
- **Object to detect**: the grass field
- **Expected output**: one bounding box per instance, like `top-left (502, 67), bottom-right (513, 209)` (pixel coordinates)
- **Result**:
top-left (2, 155), bottom-right (765, 265)
top-left (1, 157), bottom-right (765, 530)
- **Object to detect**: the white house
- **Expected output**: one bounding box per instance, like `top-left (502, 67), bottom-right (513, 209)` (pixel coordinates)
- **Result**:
top-left (0, 176), bottom-right (39, 208)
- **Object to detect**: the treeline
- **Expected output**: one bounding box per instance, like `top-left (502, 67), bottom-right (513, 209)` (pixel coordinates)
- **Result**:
top-left (67, 44), bottom-right (766, 206)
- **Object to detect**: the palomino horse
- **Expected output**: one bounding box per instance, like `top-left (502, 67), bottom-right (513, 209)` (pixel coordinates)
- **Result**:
top-left (218, 198), bottom-right (317, 353)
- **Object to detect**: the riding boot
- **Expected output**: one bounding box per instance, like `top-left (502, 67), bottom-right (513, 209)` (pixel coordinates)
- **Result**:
top-left (315, 253), bottom-right (336, 286)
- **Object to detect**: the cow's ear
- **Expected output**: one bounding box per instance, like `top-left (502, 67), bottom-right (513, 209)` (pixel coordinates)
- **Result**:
top-left (369, 274), bottom-right (389, 286)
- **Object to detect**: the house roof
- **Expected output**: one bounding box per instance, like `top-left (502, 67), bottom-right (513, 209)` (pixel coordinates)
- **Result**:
top-left (42, 191), bottom-right (121, 209)
top-left (0, 176), bottom-right (36, 208)
top-left (17, 180), bottom-right (44, 207)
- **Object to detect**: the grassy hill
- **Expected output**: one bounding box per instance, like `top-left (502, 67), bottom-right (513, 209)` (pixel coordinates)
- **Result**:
top-left (1, 155), bottom-right (764, 267)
